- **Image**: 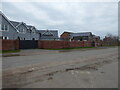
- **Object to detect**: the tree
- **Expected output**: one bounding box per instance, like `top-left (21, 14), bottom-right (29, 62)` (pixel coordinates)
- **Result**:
top-left (103, 33), bottom-right (119, 46)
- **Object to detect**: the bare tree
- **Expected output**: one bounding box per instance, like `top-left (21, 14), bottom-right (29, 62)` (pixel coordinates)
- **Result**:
top-left (103, 33), bottom-right (119, 46)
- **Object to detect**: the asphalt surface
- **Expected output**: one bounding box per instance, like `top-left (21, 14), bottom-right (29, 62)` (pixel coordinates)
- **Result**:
top-left (2, 47), bottom-right (118, 88)
top-left (2, 47), bottom-right (118, 70)
top-left (23, 62), bottom-right (118, 88)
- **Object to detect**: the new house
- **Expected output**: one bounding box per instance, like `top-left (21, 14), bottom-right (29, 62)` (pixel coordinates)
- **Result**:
top-left (0, 11), bottom-right (18, 40)
top-left (0, 11), bottom-right (59, 40)
top-left (60, 31), bottom-right (100, 41)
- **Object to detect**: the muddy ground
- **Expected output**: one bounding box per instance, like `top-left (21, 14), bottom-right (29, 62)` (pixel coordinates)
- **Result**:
top-left (2, 47), bottom-right (118, 88)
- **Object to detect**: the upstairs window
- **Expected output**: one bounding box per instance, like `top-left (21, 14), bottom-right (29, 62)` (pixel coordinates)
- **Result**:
top-left (19, 29), bottom-right (26, 33)
top-left (2, 25), bottom-right (4, 30)
top-left (23, 29), bottom-right (26, 33)
top-left (0, 24), bottom-right (1, 31)
top-left (1, 24), bottom-right (9, 31)
top-left (5, 25), bottom-right (9, 31)
top-left (32, 30), bottom-right (36, 34)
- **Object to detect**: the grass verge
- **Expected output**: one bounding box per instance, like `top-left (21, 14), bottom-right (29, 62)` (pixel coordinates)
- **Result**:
top-left (1, 49), bottom-right (21, 54)
top-left (44, 47), bottom-right (96, 50)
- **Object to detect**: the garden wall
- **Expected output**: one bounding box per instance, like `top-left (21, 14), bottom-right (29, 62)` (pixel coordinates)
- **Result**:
top-left (38, 40), bottom-right (92, 49)
top-left (0, 40), bottom-right (19, 51)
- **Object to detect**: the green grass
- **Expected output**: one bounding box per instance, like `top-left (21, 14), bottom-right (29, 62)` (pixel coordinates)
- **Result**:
top-left (1, 49), bottom-right (21, 54)
top-left (44, 47), bottom-right (95, 50)
top-left (103, 45), bottom-right (119, 47)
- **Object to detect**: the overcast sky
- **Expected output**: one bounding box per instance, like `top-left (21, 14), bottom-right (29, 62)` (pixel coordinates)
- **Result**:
top-left (1, 0), bottom-right (119, 38)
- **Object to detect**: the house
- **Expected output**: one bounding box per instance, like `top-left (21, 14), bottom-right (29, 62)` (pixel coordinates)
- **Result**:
top-left (71, 32), bottom-right (93, 41)
top-left (10, 21), bottom-right (30, 40)
top-left (10, 21), bottom-right (39, 40)
top-left (0, 11), bottom-right (39, 40)
top-left (92, 35), bottom-right (100, 42)
top-left (60, 31), bottom-right (73, 40)
top-left (37, 30), bottom-right (59, 40)
top-left (60, 32), bottom-right (93, 41)
top-left (0, 11), bottom-right (19, 40)
top-left (27, 25), bottom-right (39, 40)
top-left (0, 11), bottom-right (59, 40)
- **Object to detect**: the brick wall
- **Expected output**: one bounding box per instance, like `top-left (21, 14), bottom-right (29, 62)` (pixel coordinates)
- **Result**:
top-left (0, 39), bottom-right (19, 51)
top-left (38, 40), bottom-right (92, 49)
top-left (0, 40), bottom-right (95, 50)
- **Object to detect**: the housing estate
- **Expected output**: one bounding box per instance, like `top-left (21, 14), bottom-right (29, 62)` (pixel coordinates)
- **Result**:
top-left (0, 11), bottom-right (59, 40)
top-left (60, 31), bottom-right (100, 41)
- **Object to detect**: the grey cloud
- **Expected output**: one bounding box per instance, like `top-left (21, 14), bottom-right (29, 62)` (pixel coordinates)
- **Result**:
top-left (1, 2), bottom-right (118, 38)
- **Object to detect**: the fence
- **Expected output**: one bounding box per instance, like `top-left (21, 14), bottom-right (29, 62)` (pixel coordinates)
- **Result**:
top-left (0, 40), bottom-right (98, 51)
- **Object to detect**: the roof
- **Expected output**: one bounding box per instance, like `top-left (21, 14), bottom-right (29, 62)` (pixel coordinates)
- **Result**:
top-left (36, 30), bottom-right (59, 39)
top-left (37, 30), bottom-right (58, 33)
top-left (10, 21), bottom-right (20, 27)
top-left (10, 20), bottom-right (29, 30)
top-left (27, 25), bottom-right (37, 31)
top-left (71, 32), bottom-right (92, 37)
top-left (62, 31), bottom-right (73, 35)
top-left (27, 25), bottom-right (33, 29)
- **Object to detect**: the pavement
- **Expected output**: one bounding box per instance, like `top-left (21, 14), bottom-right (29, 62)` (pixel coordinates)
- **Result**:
top-left (1, 47), bottom-right (118, 88)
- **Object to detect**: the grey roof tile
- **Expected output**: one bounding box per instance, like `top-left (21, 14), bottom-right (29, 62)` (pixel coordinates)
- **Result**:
top-left (10, 21), bottom-right (20, 27)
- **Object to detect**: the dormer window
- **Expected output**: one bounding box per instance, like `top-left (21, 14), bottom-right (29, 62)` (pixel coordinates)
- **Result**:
top-left (32, 30), bottom-right (36, 34)
top-left (23, 29), bottom-right (26, 33)
top-left (19, 28), bottom-right (26, 33)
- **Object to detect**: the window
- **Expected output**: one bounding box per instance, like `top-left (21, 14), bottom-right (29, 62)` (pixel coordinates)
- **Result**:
top-left (23, 29), bottom-right (25, 33)
top-left (2, 25), bottom-right (4, 30)
top-left (5, 25), bottom-right (8, 31)
top-left (0, 24), bottom-right (1, 31)
top-left (23, 29), bottom-right (26, 33)
top-left (1, 25), bottom-right (9, 31)
top-left (19, 29), bottom-right (26, 33)
top-left (33, 30), bottom-right (36, 34)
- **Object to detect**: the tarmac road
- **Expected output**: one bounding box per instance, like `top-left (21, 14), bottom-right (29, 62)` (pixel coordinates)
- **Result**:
top-left (2, 47), bottom-right (118, 88)
top-left (2, 47), bottom-right (118, 70)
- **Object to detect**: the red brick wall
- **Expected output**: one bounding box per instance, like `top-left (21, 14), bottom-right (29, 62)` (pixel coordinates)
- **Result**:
top-left (38, 40), bottom-right (92, 49)
top-left (0, 40), bottom-right (94, 50)
top-left (38, 40), bottom-right (69, 49)
top-left (0, 39), bottom-right (19, 51)
top-left (84, 40), bottom-right (92, 47)
top-left (69, 41), bottom-right (84, 48)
